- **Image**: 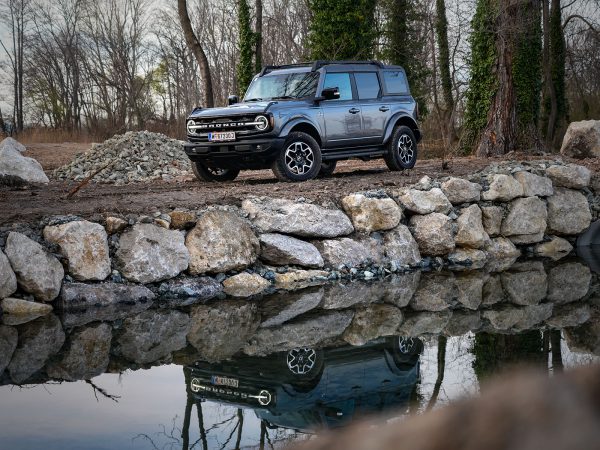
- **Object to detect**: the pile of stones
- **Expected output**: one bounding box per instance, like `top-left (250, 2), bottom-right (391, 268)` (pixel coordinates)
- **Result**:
top-left (53, 131), bottom-right (192, 184)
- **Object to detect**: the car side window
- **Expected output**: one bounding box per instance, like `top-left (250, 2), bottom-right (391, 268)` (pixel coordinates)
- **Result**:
top-left (323, 73), bottom-right (353, 101)
top-left (354, 72), bottom-right (381, 99)
top-left (383, 70), bottom-right (408, 94)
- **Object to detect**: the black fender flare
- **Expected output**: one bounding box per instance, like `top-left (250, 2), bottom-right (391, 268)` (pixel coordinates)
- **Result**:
top-left (383, 113), bottom-right (422, 145)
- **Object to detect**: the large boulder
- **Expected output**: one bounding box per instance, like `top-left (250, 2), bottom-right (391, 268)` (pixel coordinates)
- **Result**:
top-left (534, 236), bottom-right (573, 260)
top-left (393, 187), bottom-right (452, 214)
top-left (60, 301), bottom-right (151, 329)
top-left (398, 310), bottom-right (452, 336)
top-left (411, 272), bottom-right (456, 311)
top-left (501, 262), bottom-right (547, 306)
top-left (58, 282), bottom-right (155, 310)
top-left (1, 297), bottom-right (53, 325)
top-left (157, 277), bottom-right (222, 301)
top-left (383, 272), bottom-right (421, 308)
top-left (546, 262), bottom-right (591, 304)
top-left (43, 220), bottom-right (111, 281)
top-left (314, 236), bottom-right (384, 267)
top-left (5, 232), bottom-right (64, 301)
top-left (186, 210), bottom-right (259, 274)
top-left (409, 212), bottom-right (455, 255)
top-left (342, 304), bottom-right (403, 346)
top-left (117, 310), bottom-right (190, 364)
top-left (274, 269), bottom-right (329, 290)
top-left (116, 223), bottom-right (189, 283)
top-left (260, 289), bottom-right (324, 328)
top-left (456, 273), bottom-right (485, 310)
top-left (0, 325), bottom-right (18, 375)
top-left (560, 120), bottom-right (600, 159)
top-left (46, 323), bottom-right (112, 381)
top-left (223, 272), bottom-right (270, 297)
top-left (0, 144), bottom-right (49, 184)
top-left (447, 248), bottom-right (487, 269)
top-left (501, 197), bottom-right (547, 244)
top-left (0, 137), bottom-right (26, 153)
top-left (0, 249), bottom-right (17, 299)
top-left (322, 282), bottom-right (386, 310)
top-left (242, 197), bottom-right (353, 238)
top-left (341, 193), bottom-right (402, 233)
top-left (546, 188), bottom-right (592, 235)
top-left (8, 314), bottom-right (65, 383)
top-left (481, 205), bottom-right (504, 237)
top-left (441, 177), bottom-right (482, 204)
top-left (188, 302), bottom-right (259, 361)
top-left (482, 174), bottom-right (523, 202)
top-left (545, 164), bottom-right (591, 189)
top-left (513, 171), bottom-right (553, 197)
top-left (455, 204), bottom-right (488, 249)
top-left (546, 304), bottom-right (591, 329)
top-left (383, 224), bottom-right (422, 266)
top-left (259, 233), bottom-right (324, 268)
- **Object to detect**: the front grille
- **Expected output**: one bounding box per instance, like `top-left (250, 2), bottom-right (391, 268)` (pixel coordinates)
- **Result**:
top-left (188, 115), bottom-right (264, 139)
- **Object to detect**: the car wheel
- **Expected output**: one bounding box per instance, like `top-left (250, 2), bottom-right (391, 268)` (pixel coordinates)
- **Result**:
top-left (191, 161), bottom-right (240, 182)
top-left (272, 132), bottom-right (322, 182)
top-left (284, 347), bottom-right (325, 393)
top-left (389, 336), bottom-right (423, 370)
top-left (384, 125), bottom-right (418, 171)
top-left (318, 160), bottom-right (337, 178)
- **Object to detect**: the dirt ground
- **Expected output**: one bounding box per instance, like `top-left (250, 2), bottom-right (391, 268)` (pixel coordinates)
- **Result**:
top-left (2, 142), bottom-right (597, 225)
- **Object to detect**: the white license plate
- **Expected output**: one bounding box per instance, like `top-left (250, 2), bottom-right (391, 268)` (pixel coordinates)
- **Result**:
top-left (211, 376), bottom-right (239, 388)
top-left (208, 131), bottom-right (236, 142)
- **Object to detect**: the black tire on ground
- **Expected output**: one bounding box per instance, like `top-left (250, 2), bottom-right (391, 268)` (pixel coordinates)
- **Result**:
top-left (191, 161), bottom-right (240, 182)
top-left (384, 125), bottom-right (418, 171)
top-left (272, 131), bottom-right (322, 182)
top-left (318, 160), bottom-right (337, 178)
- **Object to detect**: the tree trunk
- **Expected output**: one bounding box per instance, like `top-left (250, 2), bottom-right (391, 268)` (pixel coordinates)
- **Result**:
top-left (255, 0), bottom-right (263, 72)
top-left (177, 0), bottom-right (214, 108)
top-left (435, 0), bottom-right (456, 148)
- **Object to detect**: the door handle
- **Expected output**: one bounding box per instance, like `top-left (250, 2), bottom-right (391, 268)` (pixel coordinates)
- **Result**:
top-left (379, 106), bottom-right (390, 112)
top-left (349, 108), bottom-right (360, 114)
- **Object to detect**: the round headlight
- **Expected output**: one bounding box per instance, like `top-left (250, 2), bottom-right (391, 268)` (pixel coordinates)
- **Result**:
top-left (255, 115), bottom-right (269, 131)
top-left (186, 119), bottom-right (196, 134)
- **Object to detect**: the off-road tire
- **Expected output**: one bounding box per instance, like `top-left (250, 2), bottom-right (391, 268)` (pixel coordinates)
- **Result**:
top-left (272, 132), bottom-right (322, 182)
top-left (384, 125), bottom-right (418, 171)
top-left (191, 161), bottom-right (240, 182)
top-left (318, 160), bottom-right (337, 178)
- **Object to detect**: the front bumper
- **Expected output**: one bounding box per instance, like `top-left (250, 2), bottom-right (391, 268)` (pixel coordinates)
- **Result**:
top-left (183, 137), bottom-right (286, 170)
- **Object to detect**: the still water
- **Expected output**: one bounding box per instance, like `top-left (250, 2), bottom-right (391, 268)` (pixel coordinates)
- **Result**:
top-left (1, 256), bottom-right (599, 450)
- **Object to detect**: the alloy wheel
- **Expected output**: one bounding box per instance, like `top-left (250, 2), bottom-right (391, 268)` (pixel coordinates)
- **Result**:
top-left (284, 142), bottom-right (315, 175)
top-left (397, 134), bottom-right (415, 165)
top-left (287, 348), bottom-right (317, 375)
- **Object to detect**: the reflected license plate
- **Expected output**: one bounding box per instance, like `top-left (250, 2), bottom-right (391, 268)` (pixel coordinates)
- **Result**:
top-left (208, 131), bottom-right (236, 142)
top-left (210, 375), bottom-right (239, 388)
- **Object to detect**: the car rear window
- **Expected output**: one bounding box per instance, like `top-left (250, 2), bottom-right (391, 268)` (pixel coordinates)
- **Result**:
top-left (383, 70), bottom-right (409, 94)
top-left (323, 73), bottom-right (353, 100)
top-left (354, 72), bottom-right (381, 99)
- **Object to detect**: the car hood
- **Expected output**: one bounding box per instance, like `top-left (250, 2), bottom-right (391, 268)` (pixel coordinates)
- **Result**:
top-left (188, 100), bottom-right (309, 119)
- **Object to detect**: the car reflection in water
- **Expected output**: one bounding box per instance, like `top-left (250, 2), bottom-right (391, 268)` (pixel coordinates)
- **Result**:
top-left (185, 336), bottom-right (423, 433)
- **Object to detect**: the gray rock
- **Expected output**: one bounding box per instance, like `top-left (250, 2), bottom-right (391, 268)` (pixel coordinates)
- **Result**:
top-left (513, 304), bottom-right (554, 331)
top-left (397, 310), bottom-right (452, 336)
top-left (157, 277), bottom-right (222, 300)
top-left (242, 197), bottom-right (354, 238)
top-left (0, 137), bottom-right (26, 153)
top-left (0, 249), bottom-right (17, 299)
top-left (482, 275), bottom-right (506, 306)
top-left (441, 177), bottom-right (482, 204)
top-left (274, 269), bottom-right (329, 290)
top-left (43, 220), bottom-right (111, 281)
top-left (455, 204), bottom-right (488, 249)
top-left (341, 193), bottom-right (402, 233)
top-left (58, 282), bottom-right (155, 310)
top-left (394, 187), bottom-right (452, 214)
top-left (560, 120), bottom-right (600, 159)
top-left (244, 310), bottom-right (354, 356)
top-left (343, 304), bottom-right (403, 346)
top-left (5, 232), bottom-right (64, 302)
top-left (564, 320), bottom-right (600, 355)
top-left (546, 304), bottom-right (591, 328)
top-left (534, 236), bottom-right (573, 260)
top-left (314, 236), bottom-right (384, 268)
top-left (485, 237), bottom-right (521, 261)
top-left (0, 144), bottom-right (49, 184)
top-left (186, 210), bottom-right (259, 275)
top-left (501, 262), bottom-right (547, 306)
top-left (411, 272), bottom-right (456, 311)
top-left (46, 323), bottom-right (112, 381)
top-left (501, 197), bottom-right (547, 243)
top-left (481, 206), bottom-right (504, 237)
top-left (444, 311), bottom-right (482, 336)
top-left (456, 273), bottom-right (484, 310)
top-left (116, 223), bottom-right (189, 283)
top-left (409, 213), bottom-right (455, 256)
top-left (546, 164), bottom-right (591, 189)
top-left (105, 217), bottom-right (128, 234)
top-left (259, 233), bottom-right (324, 268)
top-left (322, 281), bottom-right (386, 310)
top-left (261, 289), bottom-right (324, 328)
top-left (187, 302), bottom-right (259, 361)
top-left (546, 188), bottom-right (592, 235)
top-left (223, 272), bottom-right (270, 297)
top-left (60, 301), bottom-right (152, 329)
top-left (383, 272), bottom-right (421, 308)
top-left (8, 314), bottom-right (65, 383)
top-left (513, 171), bottom-right (553, 197)
top-left (447, 248), bottom-right (487, 269)
top-left (482, 174), bottom-right (523, 201)
top-left (118, 310), bottom-right (190, 364)
top-left (0, 325), bottom-right (18, 375)
top-left (547, 262), bottom-right (591, 304)
top-left (483, 307), bottom-right (525, 331)
top-left (383, 224), bottom-right (422, 266)
top-left (1, 298), bottom-right (53, 325)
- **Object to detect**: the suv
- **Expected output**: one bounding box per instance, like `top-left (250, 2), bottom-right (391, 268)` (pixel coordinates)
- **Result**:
top-left (183, 60), bottom-right (421, 182)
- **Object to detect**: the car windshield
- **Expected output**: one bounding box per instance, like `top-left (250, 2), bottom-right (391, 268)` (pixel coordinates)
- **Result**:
top-left (244, 71), bottom-right (319, 101)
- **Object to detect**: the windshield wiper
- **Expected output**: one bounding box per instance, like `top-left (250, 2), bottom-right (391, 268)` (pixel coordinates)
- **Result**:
top-left (245, 98), bottom-right (263, 102)
top-left (271, 96), bottom-right (295, 100)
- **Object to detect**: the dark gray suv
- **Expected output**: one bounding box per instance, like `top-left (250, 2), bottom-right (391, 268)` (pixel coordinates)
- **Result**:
top-left (183, 60), bottom-right (421, 182)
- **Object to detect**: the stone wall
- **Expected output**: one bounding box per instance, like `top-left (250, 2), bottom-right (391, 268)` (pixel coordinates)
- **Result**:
top-left (0, 160), bottom-right (598, 314)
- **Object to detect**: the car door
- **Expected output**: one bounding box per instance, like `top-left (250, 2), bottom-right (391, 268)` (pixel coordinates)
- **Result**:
top-left (319, 72), bottom-right (362, 148)
top-left (354, 71), bottom-right (390, 145)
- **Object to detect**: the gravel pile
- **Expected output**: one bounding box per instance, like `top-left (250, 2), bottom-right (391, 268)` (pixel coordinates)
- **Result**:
top-left (54, 131), bottom-right (192, 184)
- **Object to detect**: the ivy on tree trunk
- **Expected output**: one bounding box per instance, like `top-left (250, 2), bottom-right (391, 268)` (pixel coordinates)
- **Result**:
top-left (237, 0), bottom-right (255, 96)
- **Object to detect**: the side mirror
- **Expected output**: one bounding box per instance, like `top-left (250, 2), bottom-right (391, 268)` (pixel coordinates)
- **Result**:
top-left (228, 95), bottom-right (239, 105)
top-left (320, 87), bottom-right (340, 101)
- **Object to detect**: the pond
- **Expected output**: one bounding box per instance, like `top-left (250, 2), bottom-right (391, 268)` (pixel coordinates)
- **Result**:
top-left (1, 254), bottom-right (599, 450)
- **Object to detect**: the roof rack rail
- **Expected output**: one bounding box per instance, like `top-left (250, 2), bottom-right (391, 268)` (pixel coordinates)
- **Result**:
top-left (311, 60), bottom-right (384, 71)
top-left (258, 62), bottom-right (313, 77)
